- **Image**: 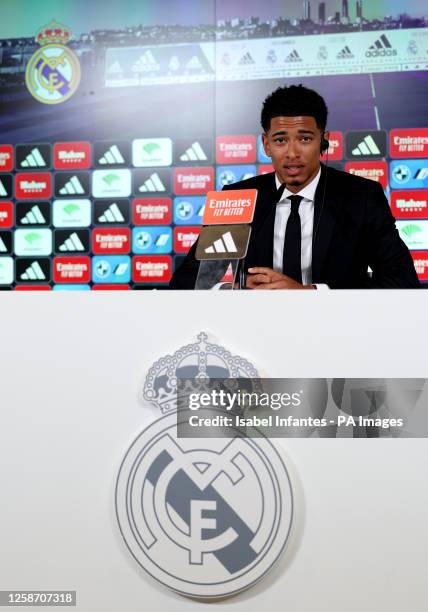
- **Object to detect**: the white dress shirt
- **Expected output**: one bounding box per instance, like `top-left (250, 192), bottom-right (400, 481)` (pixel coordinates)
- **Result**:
top-left (274, 168), bottom-right (326, 287)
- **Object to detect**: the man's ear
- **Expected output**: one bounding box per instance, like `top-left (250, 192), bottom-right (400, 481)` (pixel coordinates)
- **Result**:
top-left (262, 133), bottom-right (271, 157)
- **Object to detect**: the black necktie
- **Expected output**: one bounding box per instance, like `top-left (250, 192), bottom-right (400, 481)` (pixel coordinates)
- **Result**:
top-left (283, 194), bottom-right (303, 283)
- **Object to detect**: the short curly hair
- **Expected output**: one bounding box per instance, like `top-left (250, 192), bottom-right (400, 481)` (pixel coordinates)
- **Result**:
top-left (261, 84), bottom-right (328, 132)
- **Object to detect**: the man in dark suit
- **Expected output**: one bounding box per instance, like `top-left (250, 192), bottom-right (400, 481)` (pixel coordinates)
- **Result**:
top-left (170, 85), bottom-right (419, 289)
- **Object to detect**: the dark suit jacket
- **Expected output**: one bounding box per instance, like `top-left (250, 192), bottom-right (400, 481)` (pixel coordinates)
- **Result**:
top-left (169, 164), bottom-right (420, 289)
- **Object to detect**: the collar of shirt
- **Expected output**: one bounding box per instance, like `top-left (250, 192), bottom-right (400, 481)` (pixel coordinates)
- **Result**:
top-left (275, 167), bottom-right (322, 203)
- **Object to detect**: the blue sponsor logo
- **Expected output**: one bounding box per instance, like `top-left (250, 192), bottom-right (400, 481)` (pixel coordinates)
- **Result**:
top-left (92, 255), bottom-right (131, 283)
top-left (53, 284), bottom-right (90, 291)
top-left (257, 135), bottom-right (271, 163)
top-left (216, 165), bottom-right (257, 189)
top-left (390, 160), bottom-right (428, 189)
top-left (132, 226), bottom-right (172, 254)
top-left (173, 197), bottom-right (204, 225)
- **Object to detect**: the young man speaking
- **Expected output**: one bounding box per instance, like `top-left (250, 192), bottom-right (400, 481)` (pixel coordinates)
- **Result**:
top-left (170, 85), bottom-right (419, 289)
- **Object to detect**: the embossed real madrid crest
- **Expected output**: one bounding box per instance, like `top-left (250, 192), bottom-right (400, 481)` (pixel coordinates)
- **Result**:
top-left (25, 20), bottom-right (81, 105)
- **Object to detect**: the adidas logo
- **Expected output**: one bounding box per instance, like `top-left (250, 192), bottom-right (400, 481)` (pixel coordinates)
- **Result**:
top-left (59, 176), bottom-right (85, 195)
top-left (180, 142), bottom-right (208, 162)
top-left (337, 46), bottom-right (354, 59)
top-left (285, 50), bottom-right (302, 62)
top-left (107, 61), bottom-right (122, 74)
top-left (139, 173), bottom-right (166, 192)
top-left (0, 179), bottom-right (8, 196)
top-left (98, 145), bottom-right (125, 165)
top-left (239, 52), bottom-right (255, 65)
top-left (0, 236), bottom-right (8, 252)
top-left (352, 135), bottom-right (381, 156)
top-left (20, 205), bottom-right (46, 225)
top-left (205, 231), bottom-right (237, 254)
top-left (185, 56), bottom-right (202, 70)
top-left (98, 203), bottom-right (125, 223)
top-left (20, 147), bottom-right (47, 168)
top-left (366, 34), bottom-right (397, 57)
top-left (20, 261), bottom-right (46, 280)
top-left (58, 232), bottom-right (85, 252)
top-left (132, 50), bottom-right (159, 71)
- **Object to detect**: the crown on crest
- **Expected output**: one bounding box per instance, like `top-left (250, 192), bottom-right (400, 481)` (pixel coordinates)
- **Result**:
top-left (143, 332), bottom-right (260, 414)
top-left (36, 20), bottom-right (72, 46)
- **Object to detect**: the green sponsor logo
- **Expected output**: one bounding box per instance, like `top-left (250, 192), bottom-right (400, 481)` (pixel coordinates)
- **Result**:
top-left (401, 224), bottom-right (422, 238)
top-left (103, 173), bottom-right (120, 186)
top-left (143, 142), bottom-right (161, 157)
top-left (24, 232), bottom-right (41, 244)
top-left (63, 203), bottom-right (80, 215)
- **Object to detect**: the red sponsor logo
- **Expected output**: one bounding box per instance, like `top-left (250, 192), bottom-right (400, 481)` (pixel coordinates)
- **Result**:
top-left (411, 250), bottom-right (428, 281)
top-left (0, 202), bottom-right (13, 228)
top-left (92, 228), bottom-right (131, 254)
top-left (53, 256), bottom-right (91, 283)
top-left (15, 172), bottom-right (52, 199)
top-left (321, 131), bottom-right (343, 161)
top-left (132, 255), bottom-right (172, 283)
top-left (132, 198), bottom-right (172, 225)
top-left (390, 190), bottom-right (428, 219)
top-left (53, 141), bottom-right (91, 169)
top-left (345, 161), bottom-right (388, 189)
top-left (92, 284), bottom-right (131, 290)
top-left (203, 189), bottom-right (257, 225)
top-left (0, 145), bottom-right (13, 171)
top-left (15, 285), bottom-right (51, 291)
top-left (216, 136), bottom-right (257, 164)
top-left (258, 164), bottom-right (274, 175)
top-left (174, 167), bottom-right (214, 195)
top-left (173, 226), bottom-right (201, 253)
top-left (390, 129), bottom-right (428, 158)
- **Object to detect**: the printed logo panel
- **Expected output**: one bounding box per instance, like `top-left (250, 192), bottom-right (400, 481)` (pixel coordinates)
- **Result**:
top-left (196, 224), bottom-right (251, 260)
top-left (411, 250), bottom-right (428, 281)
top-left (94, 141), bottom-right (130, 168)
top-left (175, 138), bottom-right (213, 164)
top-left (203, 189), bottom-right (257, 225)
top-left (0, 256), bottom-right (14, 284)
top-left (173, 197), bottom-right (205, 225)
top-left (390, 190), bottom-right (428, 219)
top-left (0, 231), bottom-right (13, 255)
top-left (132, 138), bottom-right (173, 167)
top-left (15, 173), bottom-right (51, 199)
top-left (53, 256), bottom-right (91, 283)
top-left (133, 169), bottom-right (171, 195)
top-left (0, 202), bottom-right (13, 228)
top-left (55, 172), bottom-right (90, 197)
top-left (92, 228), bottom-right (131, 255)
top-left (0, 145), bottom-right (14, 172)
top-left (54, 229), bottom-right (90, 254)
top-left (53, 285), bottom-right (90, 291)
top-left (396, 220), bottom-right (428, 250)
top-left (16, 144), bottom-right (51, 170)
top-left (15, 285), bottom-right (51, 291)
top-left (92, 169), bottom-right (132, 198)
top-left (389, 129), bottom-right (428, 159)
top-left (173, 226), bottom-right (200, 253)
top-left (390, 160), bottom-right (428, 189)
top-left (92, 255), bottom-right (131, 284)
top-left (216, 165), bottom-right (257, 189)
top-left (132, 227), bottom-right (172, 254)
top-left (174, 167), bottom-right (214, 195)
top-left (16, 202), bottom-right (51, 227)
top-left (53, 199), bottom-right (91, 228)
top-left (93, 199), bottom-right (130, 225)
top-left (345, 161), bottom-right (388, 189)
top-left (132, 198), bottom-right (172, 225)
top-left (14, 228), bottom-right (52, 256)
top-left (92, 284), bottom-right (131, 291)
top-left (53, 141), bottom-right (91, 169)
top-left (16, 258), bottom-right (51, 283)
top-left (345, 131), bottom-right (387, 159)
top-left (257, 136), bottom-right (271, 164)
top-left (321, 131), bottom-right (344, 161)
top-left (217, 135), bottom-right (257, 164)
top-left (132, 255), bottom-right (172, 283)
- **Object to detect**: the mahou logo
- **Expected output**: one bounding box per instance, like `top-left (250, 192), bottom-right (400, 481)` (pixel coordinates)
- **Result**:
top-left (389, 129), bottom-right (428, 159)
top-left (344, 161), bottom-right (388, 189)
top-left (53, 141), bottom-right (91, 169)
top-left (15, 172), bottom-right (52, 199)
top-left (390, 190), bottom-right (428, 219)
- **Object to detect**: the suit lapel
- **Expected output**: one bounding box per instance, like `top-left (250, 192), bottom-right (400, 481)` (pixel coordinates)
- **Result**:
top-left (312, 164), bottom-right (337, 282)
top-left (248, 173), bottom-right (278, 267)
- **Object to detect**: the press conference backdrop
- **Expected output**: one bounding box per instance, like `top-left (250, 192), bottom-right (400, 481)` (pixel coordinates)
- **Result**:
top-left (0, 0), bottom-right (428, 290)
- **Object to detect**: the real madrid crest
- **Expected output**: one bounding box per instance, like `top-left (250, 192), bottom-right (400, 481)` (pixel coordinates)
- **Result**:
top-left (25, 20), bottom-right (81, 105)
